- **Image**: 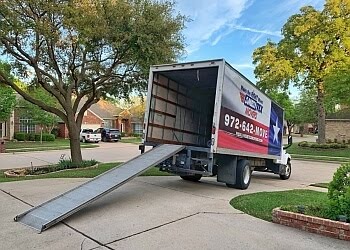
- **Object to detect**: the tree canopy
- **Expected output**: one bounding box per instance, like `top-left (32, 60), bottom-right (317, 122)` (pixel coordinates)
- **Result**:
top-left (253, 0), bottom-right (350, 143)
top-left (0, 0), bottom-right (186, 162)
top-left (0, 63), bottom-right (16, 122)
top-left (18, 87), bottom-right (59, 133)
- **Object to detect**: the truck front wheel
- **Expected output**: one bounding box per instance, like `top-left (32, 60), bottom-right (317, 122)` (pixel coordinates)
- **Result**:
top-left (231, 159), bottom-right (251, 190)
top-left (180, 174), bottom-right (202, 182)
top-left (279, 160), bottom-right (291, 180)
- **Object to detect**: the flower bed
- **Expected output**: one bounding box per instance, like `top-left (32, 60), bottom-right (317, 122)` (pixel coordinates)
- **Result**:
top-left (4, 163), bottom-right (99, 177)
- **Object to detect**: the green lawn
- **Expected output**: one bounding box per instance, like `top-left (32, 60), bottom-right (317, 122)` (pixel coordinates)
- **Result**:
top-left (5, 139), bottom-right (99, 152)
top-left (286, 143), bottom-right (350, 158)
top-left (120, 137), bottom-right (142, 144)
top-left (230, 190), bottom-right (328, 221)
top-left (0, 163), bottom-right (170, 183)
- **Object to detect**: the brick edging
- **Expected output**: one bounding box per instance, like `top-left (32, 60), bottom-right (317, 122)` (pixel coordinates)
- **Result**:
top-left (272, 208), bottom-right (350, 241)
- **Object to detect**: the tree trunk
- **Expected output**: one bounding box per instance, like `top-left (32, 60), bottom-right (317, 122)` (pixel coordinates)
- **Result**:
top-left (317, 82), bottom-right (326, 144)
top-left (67, 119), bottom-right (82, 164)
top-left (287, 124), bottom-right (294, 136)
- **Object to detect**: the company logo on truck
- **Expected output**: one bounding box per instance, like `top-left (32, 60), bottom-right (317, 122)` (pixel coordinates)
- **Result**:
top-left (240, 85), bottom-right (263, 119)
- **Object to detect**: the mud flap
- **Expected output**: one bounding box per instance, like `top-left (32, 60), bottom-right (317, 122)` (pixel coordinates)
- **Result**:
top-left (216, 155), bottom-right (237, 185)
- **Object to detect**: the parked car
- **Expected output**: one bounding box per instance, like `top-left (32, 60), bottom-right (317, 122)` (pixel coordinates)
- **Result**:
top-left (80, 129), bottom-right (101, 143)
top-left (95, 128), bottom-right (121, 142)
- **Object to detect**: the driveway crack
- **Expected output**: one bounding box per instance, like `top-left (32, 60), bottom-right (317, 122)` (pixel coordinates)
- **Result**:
top-left (101, 211), bottom-right (245, 248)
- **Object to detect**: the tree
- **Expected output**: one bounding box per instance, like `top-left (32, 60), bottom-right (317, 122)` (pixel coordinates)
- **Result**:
top-left (325, 67), bottom-right (350, 106)
top-left (18, 87), bottom-right (59, 133)
top-left (0, 63), bottom-right (16, 122)
top-left (0, 84), bottom-right (16, 122)
top-left (117, 96), bottom-right (146, 121)
top-left (294, 89), bottom-right (318, 135)
top-left (0, 0), bottom-right (185, 163)
top-left (253, 1), bottom-right (350, 143)
top-left (268, 90), bottom-right (299, 136)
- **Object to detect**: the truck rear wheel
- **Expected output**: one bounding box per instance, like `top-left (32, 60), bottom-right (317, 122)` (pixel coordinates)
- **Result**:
top-left (232, 159), bottom-right (251, 189)
top-left (279, 160), bottom-right (291, 180)
top-left (180, 174), bottom-right (202, 182)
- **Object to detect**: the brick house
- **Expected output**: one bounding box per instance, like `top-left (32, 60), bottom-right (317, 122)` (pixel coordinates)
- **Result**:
top-left (2, 98), bottom-right (144, 140)
top-left (325, 109), bottom-right (350, 141)
top-left (1, 107), bottom-right (43, 140)
top-left (58, 99), bottom-right (144, 138)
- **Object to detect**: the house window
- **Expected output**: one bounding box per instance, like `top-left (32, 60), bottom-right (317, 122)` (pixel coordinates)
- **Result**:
top-left (132, 123), bottom-right (143, 135)
top-left (19, 118), bottom-right (35, 133)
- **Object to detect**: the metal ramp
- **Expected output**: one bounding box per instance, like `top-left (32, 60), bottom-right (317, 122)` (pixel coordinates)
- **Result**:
top-left (14, 144), bottom-right (185, 232)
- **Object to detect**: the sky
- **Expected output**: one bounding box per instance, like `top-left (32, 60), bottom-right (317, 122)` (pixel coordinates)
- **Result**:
top-left (174, 0), bottom-right (325, 85)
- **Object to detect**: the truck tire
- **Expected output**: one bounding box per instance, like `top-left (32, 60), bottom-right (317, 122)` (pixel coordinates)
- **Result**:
top-left (82, 137), bottom-right (86, 143)
top-left (180, 174), bottom-right (202, 182)
top-left (280, 160), bottom-right (291, 180)
top-left (234, 159), bottom-right (251, 190)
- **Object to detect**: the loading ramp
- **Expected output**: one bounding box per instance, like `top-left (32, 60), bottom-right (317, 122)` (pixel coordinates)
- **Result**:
top-left (15, 144), bottom-right (185, 232)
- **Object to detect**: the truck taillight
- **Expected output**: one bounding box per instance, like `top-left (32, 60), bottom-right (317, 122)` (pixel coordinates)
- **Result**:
top-left (212, 126), bottom-right (216, 134)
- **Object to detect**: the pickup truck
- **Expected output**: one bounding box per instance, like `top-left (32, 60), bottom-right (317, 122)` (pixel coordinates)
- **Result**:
top-left (80, 129), bottom-right (101, 143)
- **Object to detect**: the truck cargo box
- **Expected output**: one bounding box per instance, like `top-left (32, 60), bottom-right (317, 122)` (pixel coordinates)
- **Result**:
top-left (143, 59), bottom-right (284, 161)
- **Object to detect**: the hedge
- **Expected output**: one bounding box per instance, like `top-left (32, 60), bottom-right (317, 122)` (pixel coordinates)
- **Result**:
top-left (14, 132), bottom-right (55, 142)
top-left (297, 141), bottom-right (348, 149)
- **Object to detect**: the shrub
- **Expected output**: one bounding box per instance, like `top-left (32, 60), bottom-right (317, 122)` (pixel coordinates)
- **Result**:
top-left (348, 139), bottom-right (350, 145)
top-left (56, 159), bottom-right (98, 171)
top-left (327, 139), bottom-right (333, 144)
top-left (35, 134), bottom-right (41, 141)
top-left (298, 141), bottom-right (309, 147)
top-left (334, 138), bottom-right (338, 143)
top-left (51, 128), bottom-right (59, 138)
top-left (27, 133), bottom-right (35, 141)
top-left (331, 143), bottom-right (341, 149)
top-left (327, 163), bottom-right (350, 220)
top-left (121, 132), bottom-right (126, 137)
top-left (130, 133), bottom-right (142, 138)
top-left (42, 133), bottom-right (55, 141)
top-left (14, 132), bottom-right (26, 141)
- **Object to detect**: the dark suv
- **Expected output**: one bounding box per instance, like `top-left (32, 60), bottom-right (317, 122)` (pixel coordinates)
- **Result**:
top-left (95, 128), bottom-right (121, 142)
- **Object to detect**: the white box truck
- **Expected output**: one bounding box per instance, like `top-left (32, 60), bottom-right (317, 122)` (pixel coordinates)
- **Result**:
top-left (139, 59), bottom-right (292, 189)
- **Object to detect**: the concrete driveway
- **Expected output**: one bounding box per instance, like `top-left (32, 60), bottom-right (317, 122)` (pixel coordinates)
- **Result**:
top-left (0, 160), bottom-right (348, 250)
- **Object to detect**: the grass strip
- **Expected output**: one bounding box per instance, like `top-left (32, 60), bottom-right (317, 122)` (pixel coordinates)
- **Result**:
top-left (291, 154), bottom-right (350, 163)
top-left (120, 137), bottom-right (142, 144)
top-left (6, 144), bottom-right (98, 153)
top-left (287, 143), bottom-right (350, 158)
top-left (230, 189), bottom-right (328, 221)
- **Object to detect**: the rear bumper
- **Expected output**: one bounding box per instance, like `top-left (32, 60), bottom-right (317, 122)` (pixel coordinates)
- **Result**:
top-left (86, 138), bottom-right (101, 142)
